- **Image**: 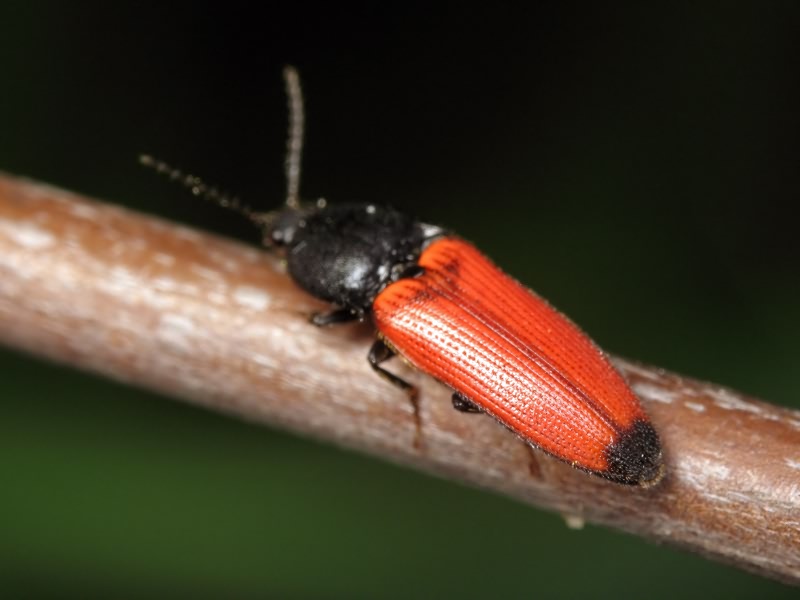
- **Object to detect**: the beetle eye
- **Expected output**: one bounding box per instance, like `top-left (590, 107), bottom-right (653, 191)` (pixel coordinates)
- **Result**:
top-left (266, 209), bottom-right (305, 247)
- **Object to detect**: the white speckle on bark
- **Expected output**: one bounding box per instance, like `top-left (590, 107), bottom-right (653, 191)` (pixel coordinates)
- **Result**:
top-left (0, 221), bottom-right (55, 249)
top-left (157, 313), bottom-right (197, 351)
top-left (617, 361), bottom-right (661, 380)
top-left (109, 266), bottom-right (140, 288)
top-left (250, 353), bottom-right (277, 369)
top-left (632, 382), bottom-right (676, 404)
top-left (707, 386), bottom-right (800, 431)
top-left (151, 276), bottom-right (178, 292)
top-left (153, 252), bottom-right (176, 266)
top-left (709, 386), bottom-right (766, 415)
top-left (207, 291), bottom-right (229, 305)
top-left (683, 455), bottom-right (731, 488)
top-left (69, 202), bottom-right (99, 219)
top-left (685, 401), bottom-right (706, 413)
top-left (191, 263), bottom-right (225, 282)
top-left (208, 250), bottom-right (241, 273)
top-left (233, 285), bottom-right (270, 311)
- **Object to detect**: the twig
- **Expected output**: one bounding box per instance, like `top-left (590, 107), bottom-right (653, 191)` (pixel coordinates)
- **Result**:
top-left (0, 172), bottom-right (798, 584)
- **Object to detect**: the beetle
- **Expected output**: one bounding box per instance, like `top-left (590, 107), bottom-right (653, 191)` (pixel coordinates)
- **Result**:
top-left (142, 66), bottom-right (664, 486)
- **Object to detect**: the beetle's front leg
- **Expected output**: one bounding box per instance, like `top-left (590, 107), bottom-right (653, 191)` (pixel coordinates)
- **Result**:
top-left (310, 308), bottom-right (362, 327)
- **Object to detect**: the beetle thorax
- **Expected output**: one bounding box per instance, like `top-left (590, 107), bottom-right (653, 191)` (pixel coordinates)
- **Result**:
top-left (270, 204), bottom-right (439, 312)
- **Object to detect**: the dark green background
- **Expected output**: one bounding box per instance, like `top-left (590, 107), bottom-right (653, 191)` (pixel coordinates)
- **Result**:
top-left (1, 3), bottom-right (798, 597)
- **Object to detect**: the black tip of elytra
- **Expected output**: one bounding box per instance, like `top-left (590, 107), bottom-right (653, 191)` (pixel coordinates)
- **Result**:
top-left (604, 420), bottom-right (664, 486)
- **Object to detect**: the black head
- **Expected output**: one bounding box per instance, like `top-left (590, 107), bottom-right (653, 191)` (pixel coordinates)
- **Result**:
top-left (266, 203), bottom-right (443, 312)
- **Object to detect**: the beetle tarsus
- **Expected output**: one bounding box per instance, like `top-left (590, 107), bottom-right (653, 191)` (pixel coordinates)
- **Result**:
top-left (523, 443), bottom-right (542, 478)
top-left (451, 392), bottom-right (482, 413)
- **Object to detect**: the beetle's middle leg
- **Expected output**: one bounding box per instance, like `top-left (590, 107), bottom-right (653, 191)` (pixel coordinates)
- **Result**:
top-left (368, 339), bottom-right (422, 449)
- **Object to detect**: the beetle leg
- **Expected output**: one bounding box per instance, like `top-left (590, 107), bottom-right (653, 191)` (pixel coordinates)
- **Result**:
top-left (311, 308), bottom-right (361, 327)
top-left (524, 443), bottom-right (542, 478)
top-left (397, 264), bottom-right (425, 280)
top-left (368, 339), bottom-right (422, 449)
top-left (451, 392), bottom-right (482, 413)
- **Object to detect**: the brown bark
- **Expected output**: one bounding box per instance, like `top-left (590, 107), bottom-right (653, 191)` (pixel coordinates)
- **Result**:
top-left (0, 172), bottom-right (798, 584)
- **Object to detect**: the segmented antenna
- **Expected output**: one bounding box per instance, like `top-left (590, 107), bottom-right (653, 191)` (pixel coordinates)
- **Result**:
top-left (283, 65), bottom-right (304, 210)
top-left (140, 66), bottom-right (305, 220)
top-left (138, 154), bottom-right (259, 222)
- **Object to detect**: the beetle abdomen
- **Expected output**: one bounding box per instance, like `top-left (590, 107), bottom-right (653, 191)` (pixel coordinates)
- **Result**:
top-left (372, 237), bottom-right (663, 485)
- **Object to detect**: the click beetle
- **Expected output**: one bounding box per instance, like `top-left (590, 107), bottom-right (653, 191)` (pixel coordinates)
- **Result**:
top-left (142, 66), bottom-right (664, 486)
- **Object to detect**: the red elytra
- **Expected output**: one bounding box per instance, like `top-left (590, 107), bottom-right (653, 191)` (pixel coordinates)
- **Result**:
top-left (373, 236), bottom-right (663, 485)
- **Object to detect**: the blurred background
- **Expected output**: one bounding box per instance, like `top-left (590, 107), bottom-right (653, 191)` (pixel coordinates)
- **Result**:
top-left (1, 2), bottom-right (798, 597)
